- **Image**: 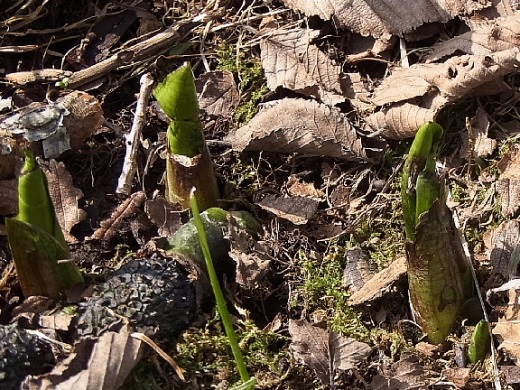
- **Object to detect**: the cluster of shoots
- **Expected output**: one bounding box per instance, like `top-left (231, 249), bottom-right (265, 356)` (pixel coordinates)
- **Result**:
top-left (401, 122), bottom-right (488, 359)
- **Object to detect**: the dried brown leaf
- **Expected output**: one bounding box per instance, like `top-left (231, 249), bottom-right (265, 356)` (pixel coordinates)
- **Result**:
top-left (90, 191), bottom-right (146, 241)
top-left (496, 146), bottom-right (520, 217)
top-left (460, 107), bottom-right (497, 158)
top-left (261, 28), bottom-right (344, 105)
top-left (195, 70), bottom-right (240, 118)
top-left (484, 220), bottom-right (520, 283)
top-left (281, 0), bottom-right (490, 38)
top-left (366, 49), bottom-right (520, 138)
top-left (492, 287), bottom-right (520, 364)
top-left (286, 175), bottom-right (324, 200)
top-left (288, 319), bottom-right (371, 385)
top-left (426, 15), bottom-right (520, 62)
top-left (226, 98), bottom-right (368, 161)
top-left (144, 196), bottom-right (184, 237)
top-left (348, 256), bottom-right (407, 305)
top-left (365, 103), bottom-right (436, 139)
top-left (371, 354), bottom-right (432, 389)
top-left (257, 194), bottom-right (319, 225)
top-left (43, 160), bottom-right (86, 243)
top-left (343, 248), bottom-right (374, 292)
top-left (24, 323), bottom-right (145, 390)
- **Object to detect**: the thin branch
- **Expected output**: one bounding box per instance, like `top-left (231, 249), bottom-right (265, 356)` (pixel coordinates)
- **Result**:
top-left (116, 73), bottom-right (154, 195)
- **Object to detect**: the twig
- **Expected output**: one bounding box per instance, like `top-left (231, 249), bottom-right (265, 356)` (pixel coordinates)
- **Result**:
top-left (116, 73), bottom-right (154, 195)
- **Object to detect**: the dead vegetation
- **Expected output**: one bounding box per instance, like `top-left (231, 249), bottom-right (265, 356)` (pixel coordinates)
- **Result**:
top-left (1, 0), bottom-right (520, 389)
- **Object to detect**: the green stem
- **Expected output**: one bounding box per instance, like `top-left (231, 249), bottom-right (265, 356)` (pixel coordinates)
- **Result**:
top-left (189, 190), bottom-right (252, 385)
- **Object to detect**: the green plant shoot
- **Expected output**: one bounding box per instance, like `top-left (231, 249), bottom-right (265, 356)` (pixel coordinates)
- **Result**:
top-left (402, 122), bottom-right (472, 344)
top-left (154, 64), bottom-right (204, 157)
top-left (190, 189), bottom-right (255, 389)
top-left (401, 122), bottom-right (443, 240)
top-left (153, 63), bottom-right (219, 210)
top-left (6, 150), bottom-right (83, 299)
top-left (467, 320), bottom-right (491, 364)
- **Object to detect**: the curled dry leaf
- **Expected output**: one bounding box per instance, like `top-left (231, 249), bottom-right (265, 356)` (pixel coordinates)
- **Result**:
top-left (288, 319), bottom-right (371, 386)
top-left (226, 98), bottom-right (369, 161)
top-left (281, 0), bottom-right (489, 38)
top-left (0, 91), bottom-right (103, 159)
top-left (195, 70), bottom-right (240, 118)
top-left (90, 191), bottom-right (146, 241)
top-left (24, 323), bottom-right (145, 390)
top-left (460, 107), bottom-right (497, 159)
top-left (144, 196), bottom-right (184, 237)
top-left (43, 160), bottom-right (86, 243)
top-left (425, 15), bottom-right (520, 62)
top-left (366, 48), bottom-right (519, 138)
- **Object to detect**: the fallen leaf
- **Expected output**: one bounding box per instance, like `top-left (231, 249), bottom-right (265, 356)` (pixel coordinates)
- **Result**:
top-left (496, 146), bottom-right (520, 217)
top-left (492, 287), bottom-right (520, 364)
top-left (24, 322), bottom-right (145, 390)
top-left (228, 217), bottom-right (272, 286)
top-left (288, 319), bottom-right (371, 385)
top-left (442, 367), bottom-right (472, 389)
top-left (226, 98), bottom-right (369, 161)
top-left (144, 196), bottom-right (184, 237)
top-left (90, 191), bottom-right (146, 241)
top-left (43, 160), bottom-right (86, 243)
top-left (425, 15), bottom-right (520, 62)
top-left (366, 48), bottom-right (519, 139)
top-left (286, 175), bottom-right (324, 200)
top-left (460, 107), bottom-right (497, 159)
top-left (348, 256), bottom-right (407, 306)
top-left (343, 247), bottom-right (374, 292)
top-left (260, 28), bottom-right (345, 105)
top-left (484, 219), bottom-right (520, 283)
top-left (195, 70), bottom-right (240, 118)
top-left (371, 353), bottom-right (433, 389)
top-left (257, 194), bottom-right (319, 225)
top-left (501, 366), bottom-right (520, 384)
top-left (281, 0), bottom-right (489, 38)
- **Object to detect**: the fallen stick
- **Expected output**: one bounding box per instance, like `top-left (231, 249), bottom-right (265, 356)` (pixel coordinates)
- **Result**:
top-left (116, 73), bottom-right (154, 195)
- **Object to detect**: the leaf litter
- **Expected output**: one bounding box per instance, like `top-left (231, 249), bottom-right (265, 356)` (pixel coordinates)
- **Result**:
top-left (1, 0), bottom-right (520, 388)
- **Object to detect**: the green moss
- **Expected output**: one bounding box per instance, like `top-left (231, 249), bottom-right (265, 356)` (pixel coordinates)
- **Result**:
top-left (299, 249), bottom-right (370, 341)
top-left (216, 43), bottom-right (268, 126)
top-left (175, 314), bottom-right (292, 388)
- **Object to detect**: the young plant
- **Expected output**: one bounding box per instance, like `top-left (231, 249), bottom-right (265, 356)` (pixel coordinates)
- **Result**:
top-left (190, 189), bottom-right (256, 390)
top-left (401, 122), bottom-right (472, 344)
top-left (154, 63), bottom-right (219, 211)
top-left (6, 150), bottom-right (84, 299)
